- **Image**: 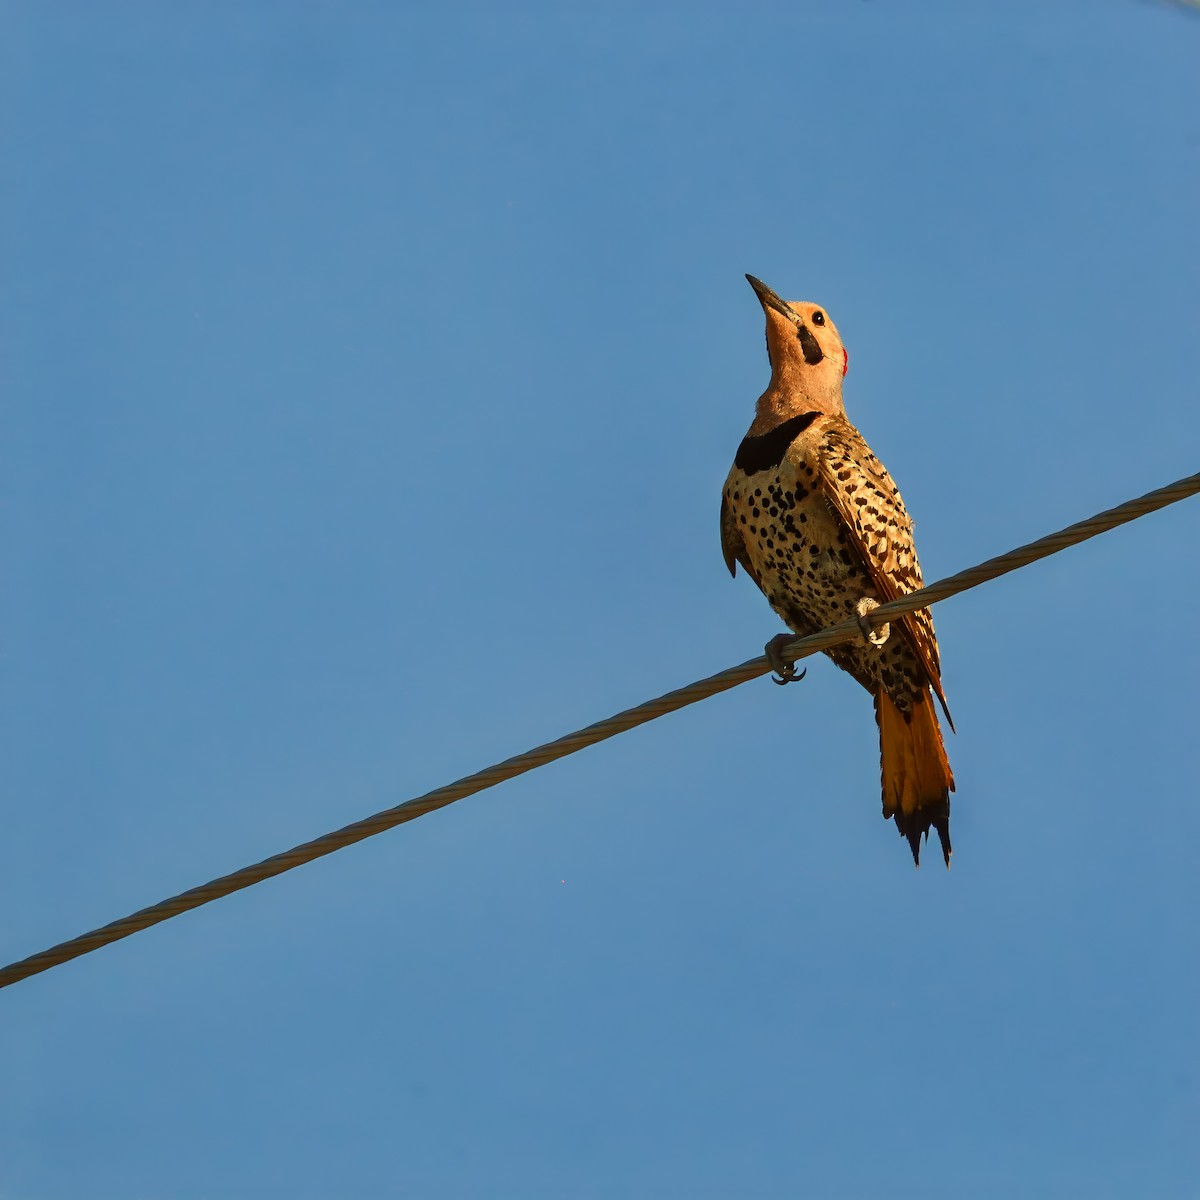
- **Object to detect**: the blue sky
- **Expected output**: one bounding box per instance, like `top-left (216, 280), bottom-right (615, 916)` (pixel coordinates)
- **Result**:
top-left (2, 2), bottom-right (1197, 1196)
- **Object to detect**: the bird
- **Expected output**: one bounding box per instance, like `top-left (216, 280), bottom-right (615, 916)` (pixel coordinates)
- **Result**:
top-left (720, 274), bottom-right (955, 866)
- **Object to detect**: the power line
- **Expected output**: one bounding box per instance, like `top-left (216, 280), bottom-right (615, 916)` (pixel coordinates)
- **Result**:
top-left (1, 471), bottom-right (1197, 992)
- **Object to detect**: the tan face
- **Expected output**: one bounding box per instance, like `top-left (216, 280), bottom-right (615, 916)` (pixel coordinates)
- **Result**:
top-left (763, 300), bottom-right (849, 381)
top-left (745, 275), bottom-right (849, 383)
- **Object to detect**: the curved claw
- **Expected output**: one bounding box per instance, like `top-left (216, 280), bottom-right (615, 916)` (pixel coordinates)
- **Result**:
top-left (764, 633), bottom-right (807, 686)
top-left (855, 597), bottom-right (890, 647)
top-left (772, 666), bottom-right (807, 686)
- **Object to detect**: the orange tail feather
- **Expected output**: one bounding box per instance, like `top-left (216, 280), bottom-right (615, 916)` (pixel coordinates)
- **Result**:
top-left (874, 690), bottom-right (955, 867)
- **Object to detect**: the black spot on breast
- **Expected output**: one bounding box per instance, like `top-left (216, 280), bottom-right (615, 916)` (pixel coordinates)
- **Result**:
top-left (735, 412), bottom-right (822, 475)
top-left (782, 604), bottom-right (817, 635)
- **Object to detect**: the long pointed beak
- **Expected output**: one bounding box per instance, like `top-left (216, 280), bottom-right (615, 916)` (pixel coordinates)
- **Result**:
top-left (745, 274), bottom-right (802, 327)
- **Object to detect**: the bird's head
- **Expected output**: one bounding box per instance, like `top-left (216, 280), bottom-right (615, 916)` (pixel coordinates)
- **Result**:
top-left (746, 274), bottom-right (848, 416)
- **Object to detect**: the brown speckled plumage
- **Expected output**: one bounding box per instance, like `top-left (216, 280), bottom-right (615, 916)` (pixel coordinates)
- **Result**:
top-left (723, 276), bottom-right (955, 865)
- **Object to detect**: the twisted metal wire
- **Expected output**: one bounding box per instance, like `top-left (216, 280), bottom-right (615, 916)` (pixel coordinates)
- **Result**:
top-left (1, 471), bottom-right (1197, 992)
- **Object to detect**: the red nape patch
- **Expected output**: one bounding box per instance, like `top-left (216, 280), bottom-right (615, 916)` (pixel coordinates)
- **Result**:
top-left (842, 348), bottom-right (850, 376)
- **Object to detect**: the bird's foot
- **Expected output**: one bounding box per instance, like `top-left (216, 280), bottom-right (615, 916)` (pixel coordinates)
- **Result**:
top-left (856, 598), bottom-right (890, 647)
top-left (765, 634), bottom-right (807, 686)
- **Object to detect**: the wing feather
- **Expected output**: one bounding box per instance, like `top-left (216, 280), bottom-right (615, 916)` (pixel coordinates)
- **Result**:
top-left (814, 419), bottom-right (954, 729)
top-left (720, 488), bottom-right (761, 587)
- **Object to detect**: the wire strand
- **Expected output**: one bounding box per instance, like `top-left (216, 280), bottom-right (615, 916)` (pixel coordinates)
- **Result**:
top-left (2, 471), bottom-right (1197, 992)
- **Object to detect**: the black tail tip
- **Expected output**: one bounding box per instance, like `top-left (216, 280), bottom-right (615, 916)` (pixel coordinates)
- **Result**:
top-left (896, 806), bottom-right (952, 869)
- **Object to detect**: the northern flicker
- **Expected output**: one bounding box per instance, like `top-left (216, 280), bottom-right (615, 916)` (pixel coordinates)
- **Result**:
top-left (721, 275), bottom-right (955, 866)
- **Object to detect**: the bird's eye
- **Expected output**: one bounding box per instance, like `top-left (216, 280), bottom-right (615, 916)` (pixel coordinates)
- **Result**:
top-left (811, 311), bottom-right (825, 326)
